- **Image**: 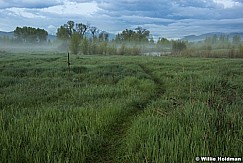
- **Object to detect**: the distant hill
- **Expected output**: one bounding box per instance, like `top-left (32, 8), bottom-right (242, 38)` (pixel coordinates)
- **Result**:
top-left (0, 31), bottom-right (14, 37)
top-left (47, 35), bottom-right (56, 41)
top-left (183, 32), bottom-right (243, 42)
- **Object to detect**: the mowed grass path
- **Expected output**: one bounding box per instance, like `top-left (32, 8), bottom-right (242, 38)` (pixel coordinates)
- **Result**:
top-left (0, 52), bottom-right (242, 162)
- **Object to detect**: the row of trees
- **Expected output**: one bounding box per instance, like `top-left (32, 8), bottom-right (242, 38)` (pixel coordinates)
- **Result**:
top-left (56, 21), bottom-right (154, 55)
top-left (56, 21), bottom-right (112, 54)
top-left (115, 27), bottom-right (150, 42)
top-left (182, 34), bottom-right (243, 58)
top-left (56, 20), bottom-right (189, 55)
top-left (172, 40), bottom-right (187, 53)
top-left (204, 34), bottom-right (241, 45)
top-left (14, 27), bottom-right (48, 43)
top-left (202, 34), bottom-right (242, 50)
top-left (56, 21), bottom-right (109, 41)
top-left (2, 21), bottom-right (242, 57)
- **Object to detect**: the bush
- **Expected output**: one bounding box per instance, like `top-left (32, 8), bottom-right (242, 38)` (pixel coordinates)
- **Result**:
top-left (107, 44), bottom-right (117, 55)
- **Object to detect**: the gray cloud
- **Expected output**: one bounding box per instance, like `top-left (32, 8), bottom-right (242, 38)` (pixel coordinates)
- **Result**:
top-left (0, 0), bottom-right (62, 9)
top-left (0, 0), bottom-right (242, 38)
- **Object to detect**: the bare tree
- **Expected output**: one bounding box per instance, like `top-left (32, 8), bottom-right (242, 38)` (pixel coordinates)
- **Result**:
top-left (76, 23), bottom-right (89, 39)
top-left (90, 26), bottom-right (97, 39)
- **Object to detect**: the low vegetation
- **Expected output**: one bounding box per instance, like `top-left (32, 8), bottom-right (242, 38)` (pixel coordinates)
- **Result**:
top-left (0, 53), bottom-right (242, 162)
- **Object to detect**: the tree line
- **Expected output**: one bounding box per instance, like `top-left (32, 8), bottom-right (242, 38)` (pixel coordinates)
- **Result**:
top-left (56, 20), bottom-right (153, 55)
top-left (0, 27), bottom-right (49, 44)
top-left (56, 20), bottom-right (188, 55)
top-left (14, 27), bottom-right (48, 44)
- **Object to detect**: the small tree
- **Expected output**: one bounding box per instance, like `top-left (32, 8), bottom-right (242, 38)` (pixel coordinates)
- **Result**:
top-left (99, 41), bottom-right (108, 55)
top-left (70, 32), bottom-right (81, 55)
top-left (172, 40), bottom-right (187, 54)
top-left (232, 35), bottom-right (241, 45)
top-left (80, 37), bottom-right (89, 55)
top-left (118, 44), bottom-right (127, 55)
top-left (89, 40), bottom-right (98, 55)
top-left (90, 26), bottom-right (97, 40)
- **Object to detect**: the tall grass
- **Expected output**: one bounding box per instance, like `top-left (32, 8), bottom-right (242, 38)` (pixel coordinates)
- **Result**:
top-left (0, 53), bottom-right (156, 162)
top-left (0, 53), bottom-right (242, 162)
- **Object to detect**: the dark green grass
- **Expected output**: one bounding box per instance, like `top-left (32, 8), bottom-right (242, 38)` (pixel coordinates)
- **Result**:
top-left (0, 53), bottom-right (242, 162)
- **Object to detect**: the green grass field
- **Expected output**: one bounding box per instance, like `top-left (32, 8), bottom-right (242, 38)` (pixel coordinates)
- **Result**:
top-left (0, 52), bottom-right (242, 162)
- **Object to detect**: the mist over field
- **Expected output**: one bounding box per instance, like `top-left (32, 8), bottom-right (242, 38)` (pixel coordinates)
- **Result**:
top-left (0, 43), bottom-right (60, 54)
top-left (1, 25), bottom-right (242, 56)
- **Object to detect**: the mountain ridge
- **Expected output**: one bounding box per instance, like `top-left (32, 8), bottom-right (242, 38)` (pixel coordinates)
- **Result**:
top-left (182, 32), bottom-right (243, 42)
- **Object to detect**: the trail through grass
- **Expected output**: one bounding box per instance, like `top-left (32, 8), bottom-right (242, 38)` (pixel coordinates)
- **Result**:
top-left (90, 63), bottom-right (166, 162)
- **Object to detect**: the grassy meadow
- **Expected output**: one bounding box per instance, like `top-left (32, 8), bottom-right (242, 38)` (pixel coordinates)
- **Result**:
top-left (0, 52), bottom-right (242, 162)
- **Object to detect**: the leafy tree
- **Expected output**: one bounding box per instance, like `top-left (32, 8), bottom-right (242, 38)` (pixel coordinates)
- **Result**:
top-left (120, 29), bottom-right (135, 41)
top-left (116, 27), bottom-right (150, 42)
top-left (157, 37), bottom-right (171, 45)
top-left (56, 21), bottom-right (77, 40)
top-left (57, 21), bottom-right (92, 54)
top-left (66, 20), bottom-right (75, 37)
top-left (134, 26), bottom-right (150, 42)
top-left (36, 28), bottom-right (48, 43)
top-left (56, 26), bottom-right (69, 40)
top-left (57, 21), bottom-right (91, 40)
top-left (56, 21), bottom-right (74, 40)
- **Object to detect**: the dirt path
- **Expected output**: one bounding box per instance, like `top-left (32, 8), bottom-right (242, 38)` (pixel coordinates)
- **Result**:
top-left (88, 64), bottom-right (165, 162)
top-left (138, 64), bottom-right (165, 96)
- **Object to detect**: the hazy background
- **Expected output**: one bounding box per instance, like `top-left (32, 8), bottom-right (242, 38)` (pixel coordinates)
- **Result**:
top-left (0, 0), bottom-right (243, 39)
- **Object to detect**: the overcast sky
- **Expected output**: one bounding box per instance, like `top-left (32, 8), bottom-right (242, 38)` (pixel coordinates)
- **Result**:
top-left (0, 0), bottom-right (243, 38)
